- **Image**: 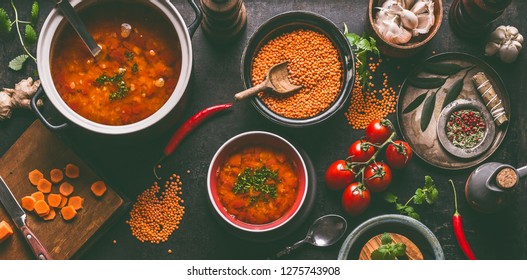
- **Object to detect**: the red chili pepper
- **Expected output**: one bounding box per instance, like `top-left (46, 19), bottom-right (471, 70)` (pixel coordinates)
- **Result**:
top-left (153, 103), bottom-right (233, 179)
top-left (450, 179), bottom-right (476, 260)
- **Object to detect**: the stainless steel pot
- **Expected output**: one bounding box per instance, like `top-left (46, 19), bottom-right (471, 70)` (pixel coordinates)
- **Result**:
top-left (31, 0), bottom-right (202, 135)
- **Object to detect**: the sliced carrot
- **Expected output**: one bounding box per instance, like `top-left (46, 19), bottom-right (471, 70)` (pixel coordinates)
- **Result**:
top-left (64, 164), bottom-right (80, 179)
top-left (59, 182), bottom-right (74, 197)
top-left (28, 169), bottom-right (44, 186)
top-left (59, 195), bottom-right (68, 208)
top-left (36, 178), bottom-right (52, 194)
top-left (47, 194), bottom-right (62, 208)
top-left (68, 196), bottom-right (84, 210)
top-left (91, 181), bottom-right (107, 197)
top-left (50, 168), bottom-right (64, 184)
top-left (34, 200), bottom-right (50, 217)
top-left (31, 191), bottom-right (45, 201)
top-left (42, 208), bottom-right (56, 221)
top-left (61, 206), bottom-right (77, 221)
top-left (0, 221), bottom-right (14, 243)
top-left (21, 196), bottom-right (36, 211)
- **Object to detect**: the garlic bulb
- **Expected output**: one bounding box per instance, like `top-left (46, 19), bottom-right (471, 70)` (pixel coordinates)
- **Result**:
top-left (375, 0), bottom-right (435, 45)
top-left (485, 25), bottom-right (523, 63)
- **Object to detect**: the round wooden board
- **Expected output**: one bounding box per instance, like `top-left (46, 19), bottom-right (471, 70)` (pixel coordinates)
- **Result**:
top-left (396, 53), bottom-right (510, 170)
top-left (359, 233), bottom-right (423, 260)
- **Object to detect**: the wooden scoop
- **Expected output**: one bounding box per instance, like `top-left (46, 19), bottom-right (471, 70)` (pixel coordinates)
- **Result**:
top-left (359, 233), bottom-right (423, 260)
top-left (234, 61), bottom-right (302, 101)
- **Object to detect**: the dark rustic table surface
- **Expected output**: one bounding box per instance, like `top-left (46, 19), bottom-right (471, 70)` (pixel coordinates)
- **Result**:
top-left (0, 0), bottom-right (526, 260)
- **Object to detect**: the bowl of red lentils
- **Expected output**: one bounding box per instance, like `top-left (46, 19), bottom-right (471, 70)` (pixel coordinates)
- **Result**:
top-left (241, 11), bottom-right (355, 127)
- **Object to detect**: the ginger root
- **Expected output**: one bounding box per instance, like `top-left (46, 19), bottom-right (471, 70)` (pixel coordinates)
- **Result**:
top-left (0, 77), bottom-right (43, 121)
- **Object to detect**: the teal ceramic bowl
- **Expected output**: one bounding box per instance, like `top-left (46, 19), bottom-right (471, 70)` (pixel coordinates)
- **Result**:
top-left (338, 214), bottom-right (444, 260)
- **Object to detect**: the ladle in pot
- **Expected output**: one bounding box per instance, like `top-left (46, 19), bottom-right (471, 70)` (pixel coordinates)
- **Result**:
top-left (275, 214), bottom-right (347, 258)
top-left (234, 61), bottom-right (302, 101)
top-left (53, 0), bottom-right (101, 56)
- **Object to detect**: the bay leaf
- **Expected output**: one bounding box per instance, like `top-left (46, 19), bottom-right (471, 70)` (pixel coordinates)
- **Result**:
top-left (408, 76), bottom-right (446, 89)
top-left (420, 92), bottom-right (436, 131)
top-left (423, 62), bottom-right (468, 75)
top-left (403, 91), bottom-right (428, 114)
top-left (441, 78), bottom-right (464, 109)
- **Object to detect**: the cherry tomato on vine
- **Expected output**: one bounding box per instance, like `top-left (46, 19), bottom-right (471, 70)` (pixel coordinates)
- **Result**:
top-left (364, 162), bottom-right (392, 192)
top-left (325, 160), bottom-right (355, 190)
top-left (348, 140), bottom-right (376, 163)
top-left (342, 182), bottom-right (371, 216)
top-left (385, 140), bottom-right (413, 169)
top-left (365, 119), bottom-right (393, 144)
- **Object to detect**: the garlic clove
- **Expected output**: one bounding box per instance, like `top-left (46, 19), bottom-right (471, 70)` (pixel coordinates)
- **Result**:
top-left (398, 9), bottom-right (418, 30)
top-left (410, 0), bottom-right (427, 15)
top-left (413, 12), bottom-right (435, 35)
top-left (498, 42), bottom-right (520, 63)
top-left (515, 34), bottom-right (524, 45)
top-left (489, 28), bottom-right (507, 43)
top-left (484, 42), bottom-right (500, 56)
top-left (505, 26), bottom-right (519, 37)
top-left (511, 40), bottom-right (523, 52)
top-left (392, 27), bottom-right (412, 44)
top-left (382, 0), bottom-right (400, 9)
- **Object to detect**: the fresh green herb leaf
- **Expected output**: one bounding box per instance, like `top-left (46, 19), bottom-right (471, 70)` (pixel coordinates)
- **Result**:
top-left (371, 250), bottom-right (385, 260)
top-left (30, 1), bottom-right (39, 26)
top-left (24, 24), bottom-right (36, 44)
top-left (125, 51), bottom-right (135, 61)
top-left (413, 188), bottom-right (425, 204)
top-left (343, 27), bottom-right (379, 92)
top-left (357, 38), bottom-right (372, 52)
top-left (383, 192), bottom-right (398, 203)
top-left (408, 212), bottom-right (420, 220)
top-left (233, 166), bottom-right (279, 204)
top-left (95, 71), bottom-right (129, 100)
top-left (395, 203), bottom-right (405, 211)
top-left (0, 8), bottom-right (12, 33)
top-left (131, 63), bottom-right (138, 74)
top-left (381, 233), bottom-right (392, 245)
top-left (392, 243), bottom-right (406, 256)
top-left (8, 54), bottom-right (29, 71)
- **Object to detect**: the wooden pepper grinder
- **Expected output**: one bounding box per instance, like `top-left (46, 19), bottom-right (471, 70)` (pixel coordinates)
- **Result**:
top-left (449, 0), bottom-right (512, 38)
top-left (200, 0), bottom-right (247, 44)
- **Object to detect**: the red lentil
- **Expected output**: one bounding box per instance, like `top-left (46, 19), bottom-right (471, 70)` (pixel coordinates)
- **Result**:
top-left (127, 175), bottom-right (185, 243)
top-left (251, 29), bottom-right (343, 119)
top-left (345, 58), bottom-right (397, 129)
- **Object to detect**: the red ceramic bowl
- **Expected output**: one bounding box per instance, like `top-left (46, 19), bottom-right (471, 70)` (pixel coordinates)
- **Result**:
top-left (207, 131), bottom-right (308, 232)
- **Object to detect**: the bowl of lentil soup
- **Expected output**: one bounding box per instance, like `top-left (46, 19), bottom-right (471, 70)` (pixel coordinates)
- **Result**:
top-left (207, 131), bottom-right (308, 233)
top-left (241, 11), bottom-right (355, 127)
top-left (33, 0), bottom-right (202, 134)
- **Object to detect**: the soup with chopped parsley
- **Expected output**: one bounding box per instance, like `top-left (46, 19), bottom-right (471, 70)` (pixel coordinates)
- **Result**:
top-left (216, 145), bottom-right (299, 225)
top-left (51, 2), bottom-right (181, 125)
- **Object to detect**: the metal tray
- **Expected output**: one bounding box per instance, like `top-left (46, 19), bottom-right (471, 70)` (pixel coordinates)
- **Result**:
top-left (396, 52), bottom-right (510, 170)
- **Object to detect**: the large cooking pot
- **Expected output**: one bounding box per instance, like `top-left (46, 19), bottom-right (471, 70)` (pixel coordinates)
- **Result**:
top-left (31, 0), bottom-right (202, 135)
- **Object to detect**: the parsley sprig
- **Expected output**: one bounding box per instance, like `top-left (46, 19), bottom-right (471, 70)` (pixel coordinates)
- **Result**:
top-left (233, 166), bottom-right (279, 204)
top-left (95, 71), bottom-right (130, 100)
top-left (0, 0), bottom-right (39, 71)
top-left (371, 233), bottom-right (407, 260)
top-left (343, 23), bottom-right (380, 92)
top-left (384, 176), bottom-right (439, 220)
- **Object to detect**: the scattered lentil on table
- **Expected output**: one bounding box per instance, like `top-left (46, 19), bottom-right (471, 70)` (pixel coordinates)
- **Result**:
top-left (345, 58), bottom-right (398, 129)
top-left (251, 29), bottom-right (343, 119)
top-left (127, 174), bottom-right (185, 243)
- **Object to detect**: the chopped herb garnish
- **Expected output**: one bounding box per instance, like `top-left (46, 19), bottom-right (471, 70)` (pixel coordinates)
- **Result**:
top-left (233, 166), bottom-right (279, 203)
top-left (125, 51), bottom-right (135, 61)
top-left (95, 71), bottom-right (129, 100)
top-left (132, 63), bottom-right (138, 74)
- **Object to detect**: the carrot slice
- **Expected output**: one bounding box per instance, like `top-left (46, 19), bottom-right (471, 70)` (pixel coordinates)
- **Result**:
top-left (59, 196), bottom-right (68, 208)
top-left (47, 194), bottom-right (62, 208)
top-left (36, 178), bottom-right (52, 194)
top-left (0, 221), bottom-right (14, 243)
top-left (43, 208), bottom-right (56, 221)
top-left (68, 196), bottom-right (84, 210)
top-left (61, 206), bottom-right (77, 221)
top-left (28, 169), bottom-right (44, 186)
top-left (64, 164), bottom-right (80, 179)
top-left (91, 181), bottom-right (107, 197)
top-left (31, 191), bottom-right (45, 201)
top-left (21, 196), bottom-right (36, 211)
top-left (50, 169), bottom-right (64, 184)
top-left (34, 200), bottom-right (51, 217)
top-left (59, 182), bottom-right (74, 197)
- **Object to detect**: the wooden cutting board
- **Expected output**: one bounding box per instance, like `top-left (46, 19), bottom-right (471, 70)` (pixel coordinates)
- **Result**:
top-left (0, 120), bottom-right (127, 260)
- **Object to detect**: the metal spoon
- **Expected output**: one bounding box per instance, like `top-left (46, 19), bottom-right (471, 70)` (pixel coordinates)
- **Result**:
top-left (53, 0), bottom-right (101, 56)
top-left (234, 61), bottom-right (302, 101)
top-left (276, 214), bottom-right (347, 258)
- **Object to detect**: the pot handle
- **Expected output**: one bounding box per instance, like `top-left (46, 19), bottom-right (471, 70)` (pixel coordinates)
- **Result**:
top-left (186, 0), bottom-right (203, 38)
top-left (31, 87), bottom-right (69, 131)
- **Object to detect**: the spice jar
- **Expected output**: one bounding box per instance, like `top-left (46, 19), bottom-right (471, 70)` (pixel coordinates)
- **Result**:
top-left (200, 0), bottom-right (247, 44)
top-left (449, 0), bottom-right (512, 38)
top-left (465, 162), bottom-right (526, 213)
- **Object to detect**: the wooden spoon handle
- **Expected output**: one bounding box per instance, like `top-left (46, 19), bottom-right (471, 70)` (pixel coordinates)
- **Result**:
top-left (234, 82), bottom-right (268, 101)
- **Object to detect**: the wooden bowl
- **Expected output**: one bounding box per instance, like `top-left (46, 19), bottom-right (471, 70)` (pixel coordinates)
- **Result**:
top-left (368, 0), bottom-right (443, 58)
